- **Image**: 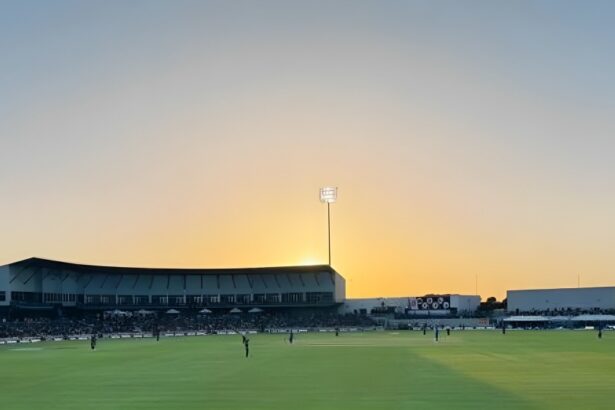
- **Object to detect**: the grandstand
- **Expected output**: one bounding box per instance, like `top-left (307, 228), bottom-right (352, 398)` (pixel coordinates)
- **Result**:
top-left (0, 257), bottom-right (345, 314)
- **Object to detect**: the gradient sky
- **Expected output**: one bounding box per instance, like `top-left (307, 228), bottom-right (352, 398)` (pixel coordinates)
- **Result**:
top-left (2, 1), bottom-right (615, 299)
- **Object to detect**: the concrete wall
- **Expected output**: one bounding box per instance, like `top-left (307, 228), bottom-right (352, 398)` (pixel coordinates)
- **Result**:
top-left (389, 317), bottom-right (489, 328)
top-left (450, 295), bottom-right (481, 313)
top-left (0, 265), bottom-right (9, 305)
top-left (507, 287), bottom-right (615, 312)
top-left (8, 264), bottom-right (42, 293)
top-left (41, 268), bottom-right (63, 294)
top-left (334, 272), bottom-right (346, 303)
top-left (339, 297), bottom-right (409, 314)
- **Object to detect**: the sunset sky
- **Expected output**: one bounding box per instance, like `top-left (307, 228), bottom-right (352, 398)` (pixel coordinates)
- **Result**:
top-left (2, 1), bottom-right (615, 299)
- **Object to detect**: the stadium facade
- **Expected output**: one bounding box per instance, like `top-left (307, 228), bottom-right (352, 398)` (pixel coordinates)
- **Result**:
top-left (507, 286), bottom-right (615, 313)
top-left (340, 295), bottom-right (480, 316)
top-left (0, 258), bottom-right (345, 312)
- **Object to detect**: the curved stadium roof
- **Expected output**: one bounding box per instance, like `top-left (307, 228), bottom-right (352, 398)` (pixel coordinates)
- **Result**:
top-left (5, 257), bottom-right (336, 276)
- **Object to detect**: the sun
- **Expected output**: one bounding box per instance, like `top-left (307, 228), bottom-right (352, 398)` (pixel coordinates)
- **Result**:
top-left (297, 257), bottom-right (322, 266)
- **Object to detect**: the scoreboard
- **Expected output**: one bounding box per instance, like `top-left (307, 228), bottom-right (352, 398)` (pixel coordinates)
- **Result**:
top-left (408, 295), bottom-right (451, 311)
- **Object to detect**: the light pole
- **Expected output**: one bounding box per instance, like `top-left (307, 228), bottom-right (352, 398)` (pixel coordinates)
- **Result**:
top-left (319, 187), bottom-right (337, 266)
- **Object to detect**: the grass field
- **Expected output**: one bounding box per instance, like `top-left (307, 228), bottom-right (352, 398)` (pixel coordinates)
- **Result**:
top-left (1, 330), bottom-right (614, 409)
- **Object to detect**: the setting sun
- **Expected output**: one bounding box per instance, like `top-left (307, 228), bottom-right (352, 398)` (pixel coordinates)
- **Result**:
top-left (297, 257), bottom-right (322, 266)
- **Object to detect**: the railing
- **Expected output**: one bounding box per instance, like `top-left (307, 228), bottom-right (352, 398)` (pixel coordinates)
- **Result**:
top-left (74, 299), bottom-right (338, 309)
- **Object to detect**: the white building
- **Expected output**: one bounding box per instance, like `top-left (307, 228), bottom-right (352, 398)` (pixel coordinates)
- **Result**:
top-left (340, 294), bottom-right (480, 316)
top-left (507, 287), bottom-right (615, 313)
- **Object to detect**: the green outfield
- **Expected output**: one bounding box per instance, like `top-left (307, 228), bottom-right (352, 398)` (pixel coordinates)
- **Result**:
top-left (1, 330), bottom-right (613, 409)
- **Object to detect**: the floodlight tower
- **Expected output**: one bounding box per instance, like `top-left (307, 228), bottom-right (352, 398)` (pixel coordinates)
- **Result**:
top-left (319, 187), bottom-right (337, 266)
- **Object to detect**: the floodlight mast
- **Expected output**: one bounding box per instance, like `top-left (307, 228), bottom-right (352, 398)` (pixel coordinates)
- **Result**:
top-left (319, 187), bottom-right (337, 266)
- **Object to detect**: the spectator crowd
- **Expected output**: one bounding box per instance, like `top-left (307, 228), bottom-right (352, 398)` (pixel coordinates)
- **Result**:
top-left (0, 311), bottom-right (375, 339)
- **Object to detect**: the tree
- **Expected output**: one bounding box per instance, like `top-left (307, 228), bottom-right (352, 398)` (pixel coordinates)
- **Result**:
top-left (478, 297), bottom-right (506, 312)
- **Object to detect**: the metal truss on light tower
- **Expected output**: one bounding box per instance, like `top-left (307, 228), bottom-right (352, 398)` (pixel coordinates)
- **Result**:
top-left (319, 187), bottom-right (337, 266)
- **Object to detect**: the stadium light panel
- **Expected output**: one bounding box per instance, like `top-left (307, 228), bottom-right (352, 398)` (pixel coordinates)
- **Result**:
top-left (319, 186), bottom-right (337, 203)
